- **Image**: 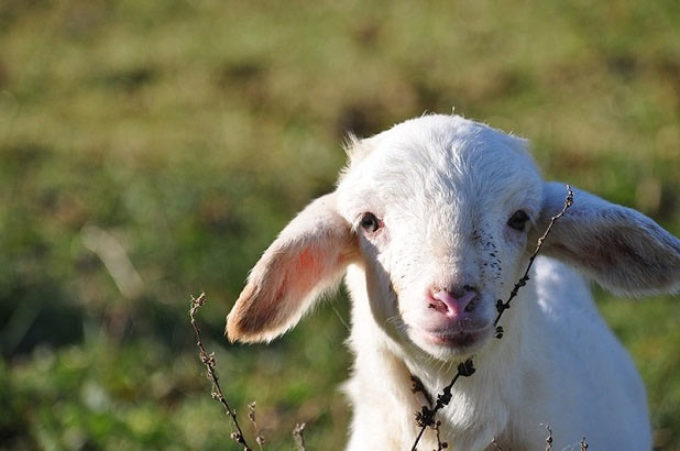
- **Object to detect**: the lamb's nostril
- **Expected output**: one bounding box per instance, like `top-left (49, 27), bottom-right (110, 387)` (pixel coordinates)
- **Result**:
top-left (428, 300), bottom-right (448, 314)
top-left (430, 286), bottom-right (478, 317)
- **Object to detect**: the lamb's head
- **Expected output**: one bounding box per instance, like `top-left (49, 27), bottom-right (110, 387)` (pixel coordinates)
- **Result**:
top-left (334, 115), bottom-right (542, 359)
top-left (226, 114), bottom-right (680, 361)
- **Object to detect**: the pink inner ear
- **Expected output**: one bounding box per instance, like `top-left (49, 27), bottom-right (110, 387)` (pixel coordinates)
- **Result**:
top-left (267, 248), bottom-right (327, 313)
top-left (297, 249), bottom-right (316, 271)
top-left (278, 245), bottom-right (353, 311)
top-left (289, 249), bottom-right (323, 299)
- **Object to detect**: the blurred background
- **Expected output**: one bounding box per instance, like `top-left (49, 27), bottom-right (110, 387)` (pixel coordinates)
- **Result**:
top-left (1, 0), bottom-right (679, 449)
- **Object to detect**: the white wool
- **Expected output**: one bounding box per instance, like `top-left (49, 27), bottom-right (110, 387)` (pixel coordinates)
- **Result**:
top-left (227, 114), bottom-right (680, 450)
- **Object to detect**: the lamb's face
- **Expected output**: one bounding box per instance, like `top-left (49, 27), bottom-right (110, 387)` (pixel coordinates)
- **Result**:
top-left (337, 116), bottom-right (543, 360)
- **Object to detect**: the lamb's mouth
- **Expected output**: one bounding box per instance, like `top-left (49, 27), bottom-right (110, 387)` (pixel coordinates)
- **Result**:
top-left (418, 326), bottom-right (492, 349)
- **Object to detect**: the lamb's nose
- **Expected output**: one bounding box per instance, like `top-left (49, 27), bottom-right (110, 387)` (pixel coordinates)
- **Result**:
top-left (428, 286), bottom-right (478, 317)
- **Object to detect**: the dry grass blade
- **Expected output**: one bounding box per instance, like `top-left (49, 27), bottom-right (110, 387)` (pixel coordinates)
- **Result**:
top-left (490, 438), bottom-right (504, 450)
top-left (293, 423), bottom-right (307, 451)
top-left (248, 402), bottom-right (265, 450)
top-left (544, 424), bottom-right (553, 451)
top-left (190, 293), bottom-right (252, 451)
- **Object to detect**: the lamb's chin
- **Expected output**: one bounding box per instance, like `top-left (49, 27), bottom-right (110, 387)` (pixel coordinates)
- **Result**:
top-left (409, 326), bottom-right (493, 361)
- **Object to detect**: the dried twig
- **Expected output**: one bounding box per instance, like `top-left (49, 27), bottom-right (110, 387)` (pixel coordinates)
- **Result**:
top-left (293, 422), bottom-right (307, 451)
top-left (493, 185), bottom-right (574, 334)
top-left (433, 420), bottom-right (448, 450)
top-left (248, 402), bottom-right (265, 450)
top-left (490, 438), bottom-right (504, 451)
top-left (410, 375), bottom-right (448, 450)
top-left (190, 293), bottom-right (252, 451)
top-left (580, 437), bottom-right (589, 450)
top-left (411, 359), bottom-right (475, 450)
top-left (410, 375), bottom-right (433, 407)
top-left (410, 185), bottom-right (574, 450)
top-left (544, 424), bottom-right (553, 451)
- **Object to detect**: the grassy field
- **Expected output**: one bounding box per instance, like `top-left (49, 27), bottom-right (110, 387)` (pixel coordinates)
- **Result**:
top-left (1, 1), bottom-right (679, 449)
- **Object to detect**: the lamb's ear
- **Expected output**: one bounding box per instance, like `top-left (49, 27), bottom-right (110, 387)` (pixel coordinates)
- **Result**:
top-left (531, 182), bottom-right (680, 296)
top-left (226, 192), bottom-right (358, 343)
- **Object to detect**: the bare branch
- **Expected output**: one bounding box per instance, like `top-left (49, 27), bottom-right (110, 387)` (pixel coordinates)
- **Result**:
top-left (190, 293), bottom-right (252, 451)
top-left (433, 420), bottom-right (448, 450)
top-left (411, 359), bottom-right (475, 451)
top-left (494, 184), bottom-right (574, 330)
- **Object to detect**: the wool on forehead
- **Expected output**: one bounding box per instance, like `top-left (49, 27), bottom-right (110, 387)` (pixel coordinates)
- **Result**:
top-left (339, 114), bottom-right (541, 216)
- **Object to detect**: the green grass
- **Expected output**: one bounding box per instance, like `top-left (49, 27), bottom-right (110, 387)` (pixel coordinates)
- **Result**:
top-left (1, 1), bottom-right (679, 449)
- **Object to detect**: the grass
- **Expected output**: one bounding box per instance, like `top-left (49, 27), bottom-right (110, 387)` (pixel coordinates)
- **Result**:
top-left (1, 0), bottom-right (679, 449)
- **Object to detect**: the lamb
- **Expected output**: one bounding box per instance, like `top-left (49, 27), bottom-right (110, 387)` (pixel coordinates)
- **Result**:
top-left (226, 114), bottom-right (680, 450)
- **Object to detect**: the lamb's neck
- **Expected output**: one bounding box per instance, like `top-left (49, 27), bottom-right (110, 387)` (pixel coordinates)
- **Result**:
top-left (345, 262), bottom-right (543, 448)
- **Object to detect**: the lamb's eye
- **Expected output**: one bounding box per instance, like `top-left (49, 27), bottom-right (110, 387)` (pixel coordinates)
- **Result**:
top-left (507, 210), bottom-right (530, 231)
top-left (360, 212), bottom-right (381, 233)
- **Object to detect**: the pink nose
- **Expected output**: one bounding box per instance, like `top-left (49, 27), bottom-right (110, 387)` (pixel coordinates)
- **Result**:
top-left (428, 287), bottom-right (477, 317)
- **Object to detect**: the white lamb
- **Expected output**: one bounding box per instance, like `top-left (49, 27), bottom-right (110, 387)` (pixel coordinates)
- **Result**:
top-left (226, 114), bottom-right (680, 450)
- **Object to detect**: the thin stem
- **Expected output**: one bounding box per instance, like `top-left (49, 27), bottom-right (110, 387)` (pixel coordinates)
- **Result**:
top-left (494, 185), bottom-right (574, 327)
top-left (190, 293), bottom-right (252, 451)
top-left (248, 402), bottom-right (265, 450)
top-left (411, 360), bottom-right (474, 450)
top-left (293, 423), bottom-right (307, 451)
